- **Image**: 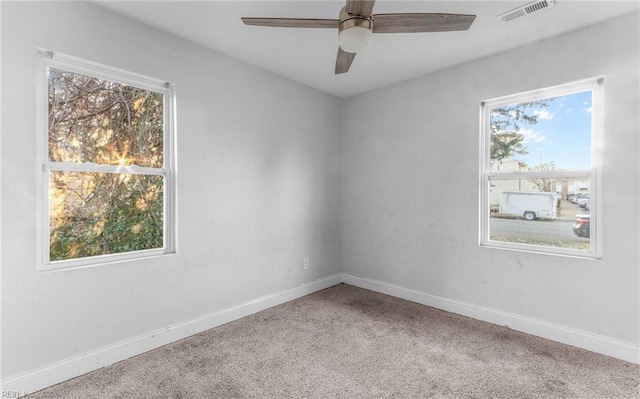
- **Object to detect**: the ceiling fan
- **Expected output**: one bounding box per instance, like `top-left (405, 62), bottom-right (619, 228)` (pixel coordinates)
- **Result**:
top-left (242, 0), bottom-right (476, 74)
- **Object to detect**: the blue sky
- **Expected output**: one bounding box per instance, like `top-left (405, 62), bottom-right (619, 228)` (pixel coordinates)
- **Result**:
top-left (514, 90), bottom-right (592, 170)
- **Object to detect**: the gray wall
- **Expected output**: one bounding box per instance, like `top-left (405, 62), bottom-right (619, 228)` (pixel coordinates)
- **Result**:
top-left (342, 13), bottom-right (639, 345)
top-left (2, 0), bottom-right (638, 387)
top-left (1, 2), bottom-right (342, 378)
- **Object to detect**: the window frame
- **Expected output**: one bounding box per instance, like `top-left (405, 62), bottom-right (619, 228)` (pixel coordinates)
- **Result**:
top-left (479, 78), bottom-right (603, 259)
top-left (36, 50), bottom-right (177, 271)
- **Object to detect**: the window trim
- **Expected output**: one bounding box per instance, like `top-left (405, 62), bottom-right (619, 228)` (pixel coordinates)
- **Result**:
top-left (479, 78), bottom-right (603, 259)
top-left (36, 50), bottom-right (177, 271)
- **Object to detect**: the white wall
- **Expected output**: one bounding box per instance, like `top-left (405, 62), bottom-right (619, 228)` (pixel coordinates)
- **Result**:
top-left (1, 1), bottom-right (342, 381)
top-left (342, 12), bottom-right (639, 353)
top-left (2, 0), bottom-right (639, 392)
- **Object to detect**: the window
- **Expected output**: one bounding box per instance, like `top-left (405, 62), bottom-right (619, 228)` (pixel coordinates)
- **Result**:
top-left (37, 51), bottom-right (176, 270)
top-left (480, 78), bottom-right (602, 258)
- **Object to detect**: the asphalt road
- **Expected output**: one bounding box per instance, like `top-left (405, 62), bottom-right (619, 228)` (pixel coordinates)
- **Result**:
top-left (490, 218), bottom-right (582, 241)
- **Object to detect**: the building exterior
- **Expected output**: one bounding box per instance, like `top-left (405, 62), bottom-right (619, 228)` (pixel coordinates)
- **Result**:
top-left (489, 158), bottom-right (589, 207)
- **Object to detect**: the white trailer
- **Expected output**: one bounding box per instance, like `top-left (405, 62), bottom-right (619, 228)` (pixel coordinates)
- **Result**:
top-left (498, 191), bottom-right (558, 220)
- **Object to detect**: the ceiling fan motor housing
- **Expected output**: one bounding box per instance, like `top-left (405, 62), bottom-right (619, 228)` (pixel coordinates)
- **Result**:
top-left (338, 7), bottom-right (373, 53)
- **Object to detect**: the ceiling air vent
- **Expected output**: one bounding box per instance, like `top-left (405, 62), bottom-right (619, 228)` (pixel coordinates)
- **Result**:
top-left (497, 0), bottom-right (557, 23)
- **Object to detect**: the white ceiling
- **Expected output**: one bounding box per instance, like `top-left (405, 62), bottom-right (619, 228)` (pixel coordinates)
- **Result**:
top-left (92, 1), bottom-right (639, 98)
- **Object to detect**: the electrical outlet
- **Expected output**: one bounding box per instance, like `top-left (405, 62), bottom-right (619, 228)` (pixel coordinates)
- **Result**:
top-left (303, 258), bottom-right (310, 270)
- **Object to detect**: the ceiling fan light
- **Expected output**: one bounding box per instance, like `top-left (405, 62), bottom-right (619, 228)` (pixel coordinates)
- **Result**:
top-left (338, 26), bottom-right (372, 53)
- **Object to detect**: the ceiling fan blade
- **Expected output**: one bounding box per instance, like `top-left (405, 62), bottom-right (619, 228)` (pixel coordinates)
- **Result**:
top-left (335, 48), bottom-right (356, 74)
top-left (241, 17), bottom-right (339, 29)
top-left (372, 13), bottom-right (476, 33)
top-left (346, 0), bottom-right (376, 17)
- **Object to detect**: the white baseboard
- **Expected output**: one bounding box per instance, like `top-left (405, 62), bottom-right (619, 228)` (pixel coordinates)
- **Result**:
top-left (342, 273), bottom-right (639, 364)
top-left (2, 274), bottom-right (342, 395)
top-left (4, 272), bottom-right (637, 396)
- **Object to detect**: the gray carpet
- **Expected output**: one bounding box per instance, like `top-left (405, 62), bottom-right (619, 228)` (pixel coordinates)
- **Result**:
top-left (32, 284), bottom-right (639, 398)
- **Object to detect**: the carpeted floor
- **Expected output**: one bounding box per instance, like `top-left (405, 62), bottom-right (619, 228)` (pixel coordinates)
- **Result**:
top-left (32, 284), bottom-right (639, 398)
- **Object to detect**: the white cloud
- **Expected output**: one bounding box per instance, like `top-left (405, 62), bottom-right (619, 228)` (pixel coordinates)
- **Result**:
top-left (585, 106), bottom-right (592, 113)
top-left (533, 109), bottom-right (553, 120)
top-left (520, 129), bottom-right (546, 144)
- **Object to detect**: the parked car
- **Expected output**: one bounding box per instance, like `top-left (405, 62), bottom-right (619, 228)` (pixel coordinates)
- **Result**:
top-left (571, 193), bottom-right (589, 204)
top-left (577, 194), bottom-right (590, 208)
top-left (573, 214), bottom-right (590, 238)
top-left (566, 193), bottom-right (576, 201)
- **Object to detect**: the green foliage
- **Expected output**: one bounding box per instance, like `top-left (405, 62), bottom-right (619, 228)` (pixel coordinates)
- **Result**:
top-left (49, 175), bottom-right (164, 261)
top-left (490, 100), bottom-right (549, 161)
top-left (47, 68), bottom-right (164, 167)
top-left (47, 68), bottom-right (165, 262)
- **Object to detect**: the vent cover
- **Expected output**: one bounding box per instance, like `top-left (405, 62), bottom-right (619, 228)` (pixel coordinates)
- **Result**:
top-left (497, 0), bottom-right (557, 23)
